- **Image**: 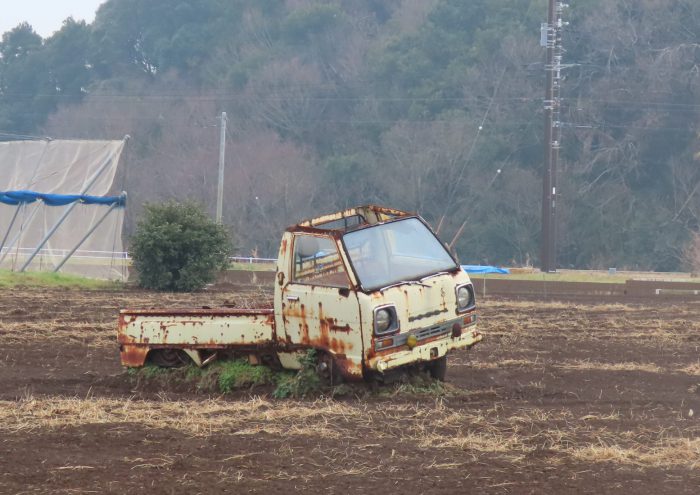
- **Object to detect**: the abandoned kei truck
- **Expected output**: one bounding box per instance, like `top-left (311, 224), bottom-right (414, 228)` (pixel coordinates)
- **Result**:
top-left (118, 205), bottom-right (481, 382)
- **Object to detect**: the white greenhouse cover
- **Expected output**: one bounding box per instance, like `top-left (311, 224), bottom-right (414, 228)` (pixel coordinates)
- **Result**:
top-left (0, 139), bottom-right (127, 280)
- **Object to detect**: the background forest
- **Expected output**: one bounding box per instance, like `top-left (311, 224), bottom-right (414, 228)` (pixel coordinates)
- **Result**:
top-left (1, 0), bottom-right (699, 270)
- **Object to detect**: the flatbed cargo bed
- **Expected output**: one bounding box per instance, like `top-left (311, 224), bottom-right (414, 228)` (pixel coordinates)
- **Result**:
top-left (118, 308), bottom-right (275, 366)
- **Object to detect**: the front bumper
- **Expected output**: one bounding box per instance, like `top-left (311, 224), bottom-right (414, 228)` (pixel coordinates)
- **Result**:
top-left (369, 320), bottom-right (482, 372)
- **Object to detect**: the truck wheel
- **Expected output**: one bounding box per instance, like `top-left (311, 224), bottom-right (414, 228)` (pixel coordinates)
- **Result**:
top-left (148, 349), bottom-right (188, 368)
top-left (427, 356), bottom-right (447, 381)
top-left (316, 353), bottom-right (343, 385)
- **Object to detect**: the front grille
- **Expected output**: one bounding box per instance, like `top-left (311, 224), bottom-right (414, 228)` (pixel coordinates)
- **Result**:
top-left (415, 322), bottom-right (452, 340)
top-left (374, 316), bottom-right (473, 351)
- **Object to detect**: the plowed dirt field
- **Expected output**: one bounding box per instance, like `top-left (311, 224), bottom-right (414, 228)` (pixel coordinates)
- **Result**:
top-left (1, 287), bottom-right (699, 494)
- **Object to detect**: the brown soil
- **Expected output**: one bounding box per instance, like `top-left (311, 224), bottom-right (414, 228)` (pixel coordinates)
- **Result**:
top-left (1, 287), bottom-right (700, 494)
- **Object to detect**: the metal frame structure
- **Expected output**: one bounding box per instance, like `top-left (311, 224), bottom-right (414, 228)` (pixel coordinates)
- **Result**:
top-left (18, 141), bottom-right (127, 272)
top-left (541, 0), bottom-right (567, 273)
top-left (53, 192), bottom-right (126, 272)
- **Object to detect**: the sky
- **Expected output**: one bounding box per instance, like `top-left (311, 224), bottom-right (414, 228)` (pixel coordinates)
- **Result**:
top-left (0, 0), bottom-right (105, 38)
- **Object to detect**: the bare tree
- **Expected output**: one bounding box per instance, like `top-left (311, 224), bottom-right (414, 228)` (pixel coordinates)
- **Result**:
top-left (682, 232), bottom-right (700, 274)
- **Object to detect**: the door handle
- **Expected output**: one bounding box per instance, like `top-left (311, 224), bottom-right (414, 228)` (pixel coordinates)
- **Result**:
top-left (286, 295), bottom-right (300, 302)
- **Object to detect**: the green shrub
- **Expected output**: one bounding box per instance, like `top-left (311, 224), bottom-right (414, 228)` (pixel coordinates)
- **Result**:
top-left (272, 350), bottom-right (322, 398)
top-left (130, 201), bottom-right (232, 291)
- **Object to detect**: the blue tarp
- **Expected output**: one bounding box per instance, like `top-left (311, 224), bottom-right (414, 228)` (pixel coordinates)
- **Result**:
top-left (0, 190), bottom-right (125, 207)
top-left (462, 265), bottom-right (510, 275)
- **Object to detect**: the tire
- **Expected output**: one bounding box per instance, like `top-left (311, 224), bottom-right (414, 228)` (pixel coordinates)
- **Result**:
top-left (427, 356), bottom-right (447, 381)
top-left (316, 352), bottom-right (344, 385)
top-left (148, 349), bottom-right (189, 368)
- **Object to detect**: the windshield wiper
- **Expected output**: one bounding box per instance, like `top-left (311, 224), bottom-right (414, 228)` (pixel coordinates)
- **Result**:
top-left (379, 279), bottom-right (430, 292)
top-left (420, 271), bottom-right (449, 282)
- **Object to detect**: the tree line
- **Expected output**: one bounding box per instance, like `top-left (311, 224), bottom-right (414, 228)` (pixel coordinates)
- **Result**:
top-left (1, 0), bottom-right (699, 270)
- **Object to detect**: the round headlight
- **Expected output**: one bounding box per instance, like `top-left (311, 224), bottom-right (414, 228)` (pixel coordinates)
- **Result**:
top-left (375, 308), bottom-right (392, 333)
top-left (457, 286), bottom-right (472, 309)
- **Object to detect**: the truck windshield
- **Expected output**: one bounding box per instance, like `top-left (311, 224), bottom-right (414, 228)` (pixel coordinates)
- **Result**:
top-left (342, 217), bottom-right (458, 291)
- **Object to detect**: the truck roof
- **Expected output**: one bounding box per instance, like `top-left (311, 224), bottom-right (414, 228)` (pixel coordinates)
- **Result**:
top-left (290, 205), bottom-right (414, 234)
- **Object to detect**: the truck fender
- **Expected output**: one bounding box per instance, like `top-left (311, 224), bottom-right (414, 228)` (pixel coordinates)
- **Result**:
top-left (119, 344), bottom-right (150, 367)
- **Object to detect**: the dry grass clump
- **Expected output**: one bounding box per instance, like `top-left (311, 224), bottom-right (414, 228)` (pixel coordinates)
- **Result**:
top-left (0, 396), bottom-right (363, 439)
top-left (427, 431), bottom-right (531, 457)
top-left (555, 360), bottom-right (663, 373)
top-left (482, 300), bottom-right (635, 314)
top-left (467, 358), bottom-right (541, 370)
top-left (554, 359), bottom-right (700, 376)
top-left (679, 362), bottom-right (700, 375)
top-left (564, 437), bottom-right (700, 469)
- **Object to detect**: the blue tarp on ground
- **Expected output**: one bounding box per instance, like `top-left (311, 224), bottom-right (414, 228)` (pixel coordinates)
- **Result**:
top-left (0, 190), bottom-right (125, 207)
top-left (462, 265), bottom-right (510, 275)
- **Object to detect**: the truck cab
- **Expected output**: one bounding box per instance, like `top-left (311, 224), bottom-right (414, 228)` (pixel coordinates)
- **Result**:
top-left (118, 205), bottom-right (481, 382)
top-left (274, 205), bottom-right (481, 381)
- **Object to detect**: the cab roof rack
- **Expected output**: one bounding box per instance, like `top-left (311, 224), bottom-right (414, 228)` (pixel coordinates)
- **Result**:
top-left (292, 205), bottom-right (413, 234)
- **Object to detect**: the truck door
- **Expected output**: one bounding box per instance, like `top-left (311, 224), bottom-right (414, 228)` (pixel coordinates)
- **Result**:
top-left (281, 233), bottom-right (364, 380)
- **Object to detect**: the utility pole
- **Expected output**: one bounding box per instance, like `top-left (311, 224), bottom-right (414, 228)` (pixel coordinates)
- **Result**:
top-left (216, 111), bottom-right (227, 224)
top-left (540, 1), bottom-right (566, 273)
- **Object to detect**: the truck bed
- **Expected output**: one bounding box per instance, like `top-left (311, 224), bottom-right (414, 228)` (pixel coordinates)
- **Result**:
top-left (118, 307), bottom-right (276, 366)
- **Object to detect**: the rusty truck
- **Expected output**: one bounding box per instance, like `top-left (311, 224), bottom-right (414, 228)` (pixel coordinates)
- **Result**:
top-left (118, 205), bottom-right (481, 382)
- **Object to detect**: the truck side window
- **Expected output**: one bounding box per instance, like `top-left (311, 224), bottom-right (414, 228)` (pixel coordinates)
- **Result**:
top-left (292, 235), bottom-right (350, 288)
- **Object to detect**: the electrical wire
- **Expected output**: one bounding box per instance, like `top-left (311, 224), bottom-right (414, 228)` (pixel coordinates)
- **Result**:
top-left (439, 66), bottom-right (508, 224)
top-left (0, 131), bottom-right (50, 140)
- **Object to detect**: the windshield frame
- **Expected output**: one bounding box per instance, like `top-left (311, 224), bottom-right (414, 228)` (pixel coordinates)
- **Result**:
top-left (340, 216), bottom-right (460, 293)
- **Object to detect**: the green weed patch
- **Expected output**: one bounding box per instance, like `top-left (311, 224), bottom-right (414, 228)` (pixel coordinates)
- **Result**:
top-left (128, 354), bottom-right (319, 398)
top-left (128, 350), bottom-right (453, 398)
top-left (0, 269), bottom-right (121, 289)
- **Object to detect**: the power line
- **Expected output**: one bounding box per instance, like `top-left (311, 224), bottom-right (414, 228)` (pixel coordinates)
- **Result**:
top-left (141, 81), bottom-right (700, 107)
top-left (3, 91), bottom-right (700, 109)
top-left (7, 111), bottom-right (700, 132)
top-left (0, 131), bottom-right (50, 141)
top-left (439, 66), bottom-right (508, 227)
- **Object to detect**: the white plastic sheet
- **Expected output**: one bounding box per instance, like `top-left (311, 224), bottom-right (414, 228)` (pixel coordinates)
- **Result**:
top-left (0, 139), bottom-right (127, 280)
